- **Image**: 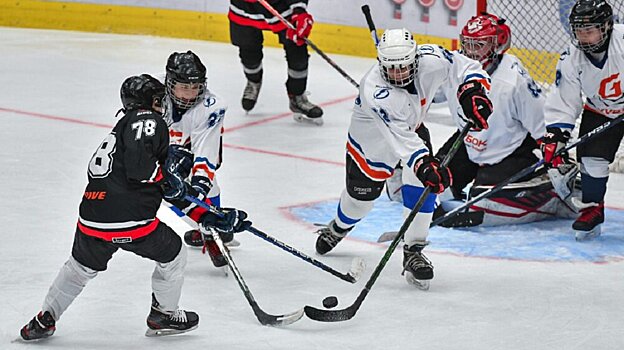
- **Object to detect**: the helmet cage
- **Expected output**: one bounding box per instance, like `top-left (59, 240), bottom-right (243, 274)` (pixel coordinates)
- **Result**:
top-left (379, 60), bottom-right (418, 87)
top-left (165, 76), bottom-right (206, 110)
top-left (570, 21), bottom-right (612, 53)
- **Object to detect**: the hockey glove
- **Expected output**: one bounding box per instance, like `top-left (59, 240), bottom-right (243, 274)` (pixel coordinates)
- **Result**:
top-left (287, 11), bottom-right (314, 46)
top-left (414, 155), bottom-right (453, 194)
top-left (201, 208), bottom-right (252, 235)
top-left (539, 127), bottom-right (571, 167)
top-left (162, 145), bottom-right (194, 200)
top-left (457, 81), bottom-right (493, 131)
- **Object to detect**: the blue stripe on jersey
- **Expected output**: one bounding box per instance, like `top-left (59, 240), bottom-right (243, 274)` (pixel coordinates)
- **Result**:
top-left (464, 73), bottom-right (488, 82)
top-left (195, 157), bottom-right (217, 170)
top-left (547, 123), bottom-right (575, 129)
top-left (406, 149), bottom-right (429, 168)
top-left (401, 185), bottom-right (437, 213)
top-left (347, 134), bottom-right (395, 173)
top-left (209, 194), bottom-right (221, 208)
top-left (337, 203), bottom-right (361, 226)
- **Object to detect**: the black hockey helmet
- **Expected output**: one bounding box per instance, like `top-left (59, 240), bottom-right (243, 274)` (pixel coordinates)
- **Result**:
top-left (165, 50), bottom-right (207, 109)
top-left (569, 0), bottom-right (614, 53)
top-left (120, 74), bottom-right (165, 112)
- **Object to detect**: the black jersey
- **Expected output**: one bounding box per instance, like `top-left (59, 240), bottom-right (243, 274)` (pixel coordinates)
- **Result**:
top-left (78, 109), bottom-right (169, 242)
top-left (228, 0), bottom-right (308, 32)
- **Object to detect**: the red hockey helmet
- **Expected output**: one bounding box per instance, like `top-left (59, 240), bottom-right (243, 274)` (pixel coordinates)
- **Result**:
top-left (460, 13), bottom-right (511, 70)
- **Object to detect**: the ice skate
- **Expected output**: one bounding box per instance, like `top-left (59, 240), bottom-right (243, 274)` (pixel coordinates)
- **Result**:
top-left (315, 220), bottom-right (351, 255)
top-left (145, 295), bottom-right (199, 337)
top-left (289, 93), bottom-right (324, 125)
top-left (20, 311), bottom-right (56, 341)
top-left (402, 243), bottom-right (433, 290)
top-left (242, 80), bottom-right (261, 112)
top-left (185, 229), bottom-right (238, 248)
top-left (572, 201), bottom-right (604, 241)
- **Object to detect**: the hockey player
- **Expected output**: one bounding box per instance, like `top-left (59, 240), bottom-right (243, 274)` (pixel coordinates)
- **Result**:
top-left (162, 51), bottom-right (251, 267)
top-left (315, 29), bottom-right (493, 289)
top-left (19, 75), bottom-right (201, 340)
top-left (428, 13), bottom-right (579, 227)
top-left (541, 0), bottom-right (624, 240)
top-left (228, 0), bottom-right (324, 125)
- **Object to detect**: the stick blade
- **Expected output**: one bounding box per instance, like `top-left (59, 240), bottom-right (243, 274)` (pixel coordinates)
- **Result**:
top-left (254, 305), bottom-right (304, 326)
top-left (377, 231), bottom-right (398, 243)
top-left (303, 304), bottom-right (357, 322)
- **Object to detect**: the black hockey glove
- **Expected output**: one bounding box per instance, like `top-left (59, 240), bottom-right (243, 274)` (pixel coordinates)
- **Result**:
top-left (539, 127), bottom-right (571, 167)
top-left (457, 81), bottom-right (493, 131)
top-left (201, 208), bottom-right (252, 235)
top-left (162, 145), bottom-right (194, 200)
top-left (414, 155), bottom-right (453, 194)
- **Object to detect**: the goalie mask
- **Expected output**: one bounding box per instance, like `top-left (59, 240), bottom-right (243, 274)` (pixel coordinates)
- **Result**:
top-left (569, 0), bottom-right (614, 53)
top-left (377, 29), bottom-right (418, 87)
top-left (460, 13), bottom-right (511, 73)
top-left (166, 50), bottom-right (207, 110)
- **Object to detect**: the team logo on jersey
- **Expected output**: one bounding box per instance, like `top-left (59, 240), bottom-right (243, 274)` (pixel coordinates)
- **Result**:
top-left (464, 134), bottom-right (487, 151)
top-left (374, 88), bottom-right (390, 100)
top-left (599, 73), bottom-right (622, 100)
top-left (204, 96), bottom-right (216, 107)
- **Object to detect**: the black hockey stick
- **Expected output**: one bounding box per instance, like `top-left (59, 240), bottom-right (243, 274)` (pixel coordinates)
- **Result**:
top-left (257, 0), bottom-right (360, 88)
top-left (205, 226), bottom-right (304, 326)
top-left (361, 5), bottom-right (380, 46)
top-left (185, 195), bottom-right (365, 283)
top-left (304, 123), bottom-right (473, 322)
top-left (376, 113), bottom-right (624, 242)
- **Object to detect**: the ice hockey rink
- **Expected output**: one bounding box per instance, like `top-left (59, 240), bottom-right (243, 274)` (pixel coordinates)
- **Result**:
top-left (2, 27), bottom-right (624, 349)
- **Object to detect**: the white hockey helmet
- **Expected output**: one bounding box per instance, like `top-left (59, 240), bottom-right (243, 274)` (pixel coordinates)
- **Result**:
top-left (377, 29), bottom-right (418, 87)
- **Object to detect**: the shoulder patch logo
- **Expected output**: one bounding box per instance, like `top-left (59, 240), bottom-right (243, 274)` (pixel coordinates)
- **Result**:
top-left (374, 88), bottom-right (390, 100)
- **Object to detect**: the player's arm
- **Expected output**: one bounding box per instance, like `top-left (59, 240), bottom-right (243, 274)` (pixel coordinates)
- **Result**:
top-left (122, 112), bottom-right (169, 185)
top-left (513, 72), bottom-right (546, 140)
top-left (443, 48), bottom-right (493, 131)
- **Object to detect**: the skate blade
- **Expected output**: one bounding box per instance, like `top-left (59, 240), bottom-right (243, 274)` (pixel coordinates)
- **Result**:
top-left (405, 272), bottom-right (431, 291)
top-left (145, 324), bottom-right (198, 337)
top-left (224, 238), bottom-right (240, 247)
top-left (575, 225), bottom-right (602, 241)
top-left (293, 113), bottom-right (323, 126)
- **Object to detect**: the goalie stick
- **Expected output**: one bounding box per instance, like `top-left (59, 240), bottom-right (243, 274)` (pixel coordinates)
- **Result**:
top-left (376, 113), bottom-right (624, 243)
top-left (304, 123), bottom-right (473, 322)
top-left (184, 195), bottom-right (365, 283)
top-left (204, 226), bottom-right (304, 326)
top-left (257, 0), bottom-right (359, 88)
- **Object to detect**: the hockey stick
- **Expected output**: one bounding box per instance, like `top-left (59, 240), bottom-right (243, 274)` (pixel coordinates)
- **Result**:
top-left (361, 5), bottom-right (380, 46)
top-left (257, 0), bottom-right (360, 88)
top-left (184, 195), bottom-right (365, 283)
top-left (204, 226), bottom-right (304, 326)
top-left (304, 123), bottom-right (473, 322)
top-left (376, 113), bottom-right (624, 242)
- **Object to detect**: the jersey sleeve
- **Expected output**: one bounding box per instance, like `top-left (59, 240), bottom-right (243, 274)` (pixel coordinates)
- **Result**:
top-left (122, 111), bottom-right (169, 185)
top-left (189, 95), bottom-right (226, 194)
top-left (512, 66), bottom-right (546, 139)
top-left (543, 49), bottom-right (583, 130)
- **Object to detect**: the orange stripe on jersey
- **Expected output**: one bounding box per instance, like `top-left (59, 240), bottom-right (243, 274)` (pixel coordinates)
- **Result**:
top-left (477, 78), bottom-right (491, 91)
top-left (346, 143), bottom-right (392, 181)
top-left (420, 98), bottom-right (426, 106)
top-left (192, 164), bottom-right (215, 181)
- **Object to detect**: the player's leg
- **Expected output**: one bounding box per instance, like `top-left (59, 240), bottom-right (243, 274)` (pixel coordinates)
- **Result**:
top-left (400, 166), bottom-right (438, 289)
top-left (230, 21), bottom-right (264, 111)
top-left (574, 110), bottom-right (624, 240)
top-left (315, 155), bottom-right (386, 255)
top-left (278, 30), bottom-right (323, 123)
top-left (20, 229), bottom-right (115, 341)
top-left (122, 223), bottom-right (198, 336)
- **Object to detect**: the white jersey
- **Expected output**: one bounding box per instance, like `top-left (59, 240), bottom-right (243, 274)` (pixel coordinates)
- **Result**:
top-left (438, 54), bottom-right (546, 165)
top-left (167, 91), bottom-right (226, 193)
top-left (348, 44), bottom-right (490, 181)
top-left (545, 24), bottom-right (624, 129)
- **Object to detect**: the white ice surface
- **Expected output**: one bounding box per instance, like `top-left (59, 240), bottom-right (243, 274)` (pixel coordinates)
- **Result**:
top-left (1, 27), bottom-right (623, 350)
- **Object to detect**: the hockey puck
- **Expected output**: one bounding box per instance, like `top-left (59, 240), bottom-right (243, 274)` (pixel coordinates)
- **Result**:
top-left (322, 296), bottom-right (338, 309)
